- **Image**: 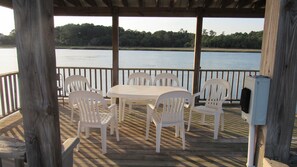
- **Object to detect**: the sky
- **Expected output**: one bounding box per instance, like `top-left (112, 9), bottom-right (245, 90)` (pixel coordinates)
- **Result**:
top-left (0, 6), bottom-right (264, 36)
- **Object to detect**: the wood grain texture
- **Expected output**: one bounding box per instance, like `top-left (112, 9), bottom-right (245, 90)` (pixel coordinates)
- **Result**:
top-left (112, 9), bottom-right (119, 87)
top-left (258, 0), bottom-right (297, 164)
top-left (193, 15), bottom-right (203, 94)
top-left (12, 0), bottom-right (62, 166)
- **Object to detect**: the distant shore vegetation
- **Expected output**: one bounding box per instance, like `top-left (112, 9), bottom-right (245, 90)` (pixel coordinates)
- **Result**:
top-left (0, 23), bottom-right (263, 50)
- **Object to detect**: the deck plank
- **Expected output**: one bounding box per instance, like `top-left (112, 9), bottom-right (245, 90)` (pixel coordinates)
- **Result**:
top-left (3, 103), bottom-right (295, 166)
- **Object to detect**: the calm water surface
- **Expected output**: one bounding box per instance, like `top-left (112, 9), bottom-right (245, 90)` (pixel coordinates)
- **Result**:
top-left (0, 48), bottom-right (261, 74)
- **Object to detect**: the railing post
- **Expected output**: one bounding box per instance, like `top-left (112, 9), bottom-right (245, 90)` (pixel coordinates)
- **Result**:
top-left (193, 15), bottom-right (203, 104)
top-left (112, 8), bottom-right (119, 86)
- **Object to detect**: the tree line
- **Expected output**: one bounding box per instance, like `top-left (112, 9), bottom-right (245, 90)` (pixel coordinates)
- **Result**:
top-left (0, 23), bottom-right (263, 49)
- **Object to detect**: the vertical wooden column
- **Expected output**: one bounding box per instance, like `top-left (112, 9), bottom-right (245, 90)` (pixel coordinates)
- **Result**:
top-left (193, 15), bottom-right (203, 94)
top-left (256, 0), bottom-right (297, 166)
top-left (112, 8), bottom-right (119, 86)
top-left (12, 0), bottom-right (62, 166)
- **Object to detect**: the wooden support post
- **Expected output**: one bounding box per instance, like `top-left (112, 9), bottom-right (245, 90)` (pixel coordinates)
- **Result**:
top-left (193, 15), bottom-right (203, 95)
top-left (12, 0), bottom-right (62, 166)
top-left (256, 0), bottom-right (297, 166)
top-left (112, 8), bottom-right (119, 86)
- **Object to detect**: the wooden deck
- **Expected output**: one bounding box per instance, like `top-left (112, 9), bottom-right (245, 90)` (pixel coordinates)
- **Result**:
top-left (1, 103), bottom-right (296, 166)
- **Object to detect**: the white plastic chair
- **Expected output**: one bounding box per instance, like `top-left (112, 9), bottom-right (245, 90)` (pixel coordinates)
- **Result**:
top-left (187, 79), bottom-right (230, 140)
top-left (145, 90), bottom-right (192, 153)
top-left (65, 75), bottom-right (102, 123)
top-left (121, 72), bottom-right (152, 121)
top-left (69, 91), bottom-right (119, 154)
top-left (153, 73), bottom-right (180, 87)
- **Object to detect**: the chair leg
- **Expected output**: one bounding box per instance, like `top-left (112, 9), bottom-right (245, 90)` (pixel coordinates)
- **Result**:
top-left (221, 113), bottom-right (224, 131)
top-left (181, 123), bottom-right (185, 150)
top-left (112, 114), bottom-right (120, 141)
top-left (214, 113), bottom-right (220, 140)
top-left (201, 114), bottom-right (206, 124)
top-left (121, 99), bottom-right (125, 122)
top-left (70, 106), bottom-right (74, 125)
top-left (129, 103), bottom-right (132, 112)
top-left (187, 109), bottom-right (193, 131)
top-left (110, 121), bottom-right (114, 135)
top-left (175, 125), bottom-right (179, 138)
top-left (86, 128), bottom-right (90, 138)
top-left (145, 115), bottom-right (151, 140)
top-left (76, 121), bottom-right (81, 151)
top-left (156, 125), bottom-right (162, 153)
top-left (101, 127), bottom-right (107, 154)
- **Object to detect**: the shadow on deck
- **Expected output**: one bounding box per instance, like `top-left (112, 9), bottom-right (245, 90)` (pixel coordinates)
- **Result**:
top-left (0, 103), bottom-right (250, 166)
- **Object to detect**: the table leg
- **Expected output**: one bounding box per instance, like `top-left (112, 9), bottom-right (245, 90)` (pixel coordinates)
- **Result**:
top-left (118, 98), bottom-right (122, 123)
top-left (111, 97), bottom-right (121, 123)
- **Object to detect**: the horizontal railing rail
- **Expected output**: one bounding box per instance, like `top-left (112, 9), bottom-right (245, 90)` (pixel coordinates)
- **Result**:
top-left (0, 68), bottom-right (259, 119)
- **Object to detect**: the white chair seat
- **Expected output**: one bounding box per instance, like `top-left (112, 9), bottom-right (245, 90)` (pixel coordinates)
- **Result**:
top-left (192, 106), bottom-right (223, 114)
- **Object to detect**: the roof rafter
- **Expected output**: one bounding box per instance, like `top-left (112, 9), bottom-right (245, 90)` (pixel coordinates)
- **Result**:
top-left (102, 0), bottom-right (112, 8)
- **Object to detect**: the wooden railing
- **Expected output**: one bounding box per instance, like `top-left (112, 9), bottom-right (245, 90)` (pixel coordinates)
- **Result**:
top-left (0, 67), bottom-right (259, 119)
top-left (0, 72), bottom-right (20, 118)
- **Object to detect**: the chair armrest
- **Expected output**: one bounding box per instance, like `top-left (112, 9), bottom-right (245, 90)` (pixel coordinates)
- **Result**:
top-left (147, 103), bottom-right (155, 110)
top-left (191, 92), bottom-right (202, 106)
top-left (108, 104), bottom-right (117, 111)
top-left (62, 137), bottom-right (80, 167)
top-left (193, 92), bottom-right (202, 98)
top-left (89, 88), bottom-right (102, 94)
top-left (184, 103), bottom-right (191, 108)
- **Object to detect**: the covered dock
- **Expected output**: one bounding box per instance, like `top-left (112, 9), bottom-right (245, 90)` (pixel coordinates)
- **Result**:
top-left (0, 0), bottom-right (296, 166)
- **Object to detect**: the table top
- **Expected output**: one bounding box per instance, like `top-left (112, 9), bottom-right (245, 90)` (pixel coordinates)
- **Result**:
top-left (107, 85), bottom-right (188, 99)
top-left (0, 136), bottom-right (26, 159)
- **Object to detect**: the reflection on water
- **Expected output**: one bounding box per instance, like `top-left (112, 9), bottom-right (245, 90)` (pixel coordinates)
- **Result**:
top-left (0, 48), bottom-right (261, 74)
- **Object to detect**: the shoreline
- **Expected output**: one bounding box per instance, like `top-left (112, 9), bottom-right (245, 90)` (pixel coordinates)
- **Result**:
top-left (0, 45), bottom-right (261, 53)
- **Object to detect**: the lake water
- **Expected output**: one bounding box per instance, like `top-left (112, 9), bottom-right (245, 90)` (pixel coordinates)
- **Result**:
top-left (0, 48), bottom-right (261, 74)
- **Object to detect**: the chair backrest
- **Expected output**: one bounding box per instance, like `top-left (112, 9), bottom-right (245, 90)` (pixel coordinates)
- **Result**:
top-left (153, 73), bottom-right (180, 87)
top-left (201, 79), bottom-right (230, 109)
top-left (154, 91), bottom-right (192, 124)
top-left (127, 72), bottom-right (152, 86)
top-left (69, 91), bottom-right (108, 125)
top-left (64, 75), bottom-right (91, 94)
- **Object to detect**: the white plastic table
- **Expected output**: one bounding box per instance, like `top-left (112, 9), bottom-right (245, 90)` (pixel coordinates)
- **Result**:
top-left (107, 85), bottom-right (188, 122)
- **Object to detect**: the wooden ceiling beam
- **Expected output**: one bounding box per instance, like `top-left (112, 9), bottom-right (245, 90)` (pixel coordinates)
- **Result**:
top-left (53, 6), bottom-right (264, 18)
top-left (0, 0), bottom-right (12, 8)
top-left (251, 0), bottom-right (265, 9)
top-left (79, 0), bottom-right (93, 7)
top-left (122, 0), bottom-right (129, 7)
top-left (53, 0), bottom-right (67, 7)
top-left (170, 0), bottom-right (175, 8)
top-left (188, 0), bottom-right (194, 8)
top-left (220, 0), bottom-right (234, 8)
top-left (65, 0), bottom-right (83, 7)
top-left (236, 0), bottom-right (253, 8)
top-left (204, 0), bottom-right (213, 8)
top-left (156, 0), bottom-right (160, 7)
top-left (93, 0), bottom-right (107, 7)
top-left (102, 0), bottom-right (112, 7)
top-left (138, 0), bottom-right (144, 8)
